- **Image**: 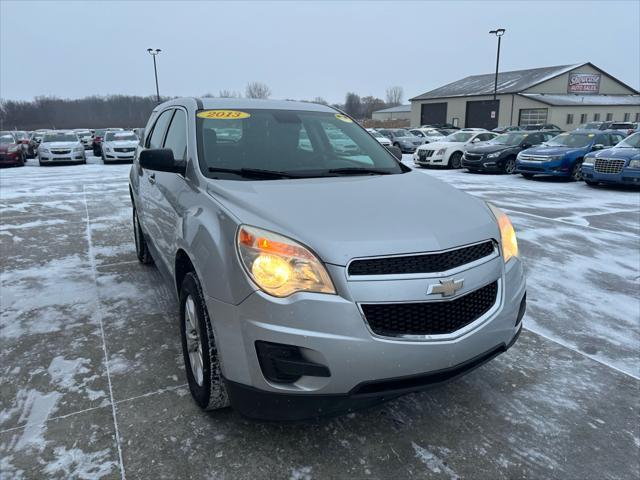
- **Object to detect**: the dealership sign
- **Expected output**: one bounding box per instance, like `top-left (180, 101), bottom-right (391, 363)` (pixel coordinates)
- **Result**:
top-left (568, 73), bottom-right (601, 93)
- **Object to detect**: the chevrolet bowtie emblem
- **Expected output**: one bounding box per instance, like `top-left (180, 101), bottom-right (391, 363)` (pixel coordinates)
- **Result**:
top-left (428, 278), bottom-right (464, 297)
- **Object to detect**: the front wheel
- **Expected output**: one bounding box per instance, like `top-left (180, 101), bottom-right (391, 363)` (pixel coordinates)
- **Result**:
top-left (449, 152), bottom-right (462, 169)
top-left (585, 180), bottom-right (599, 187)
top-left (569, 161), bottom-right (584, 182)
top-left (503, 158), bottom-right (516, 174)
top-left (133, 207), bottom-right (153, 264)
top-left (521, 173), bottom-right (534, 179)
top-left (180, 272), bottom-right (230, 411)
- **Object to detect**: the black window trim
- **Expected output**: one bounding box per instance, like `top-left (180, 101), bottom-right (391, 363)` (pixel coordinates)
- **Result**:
top-left (145, 108), bottom-right (176, 149)
top-left (161, 106), bottom-right (189, 164)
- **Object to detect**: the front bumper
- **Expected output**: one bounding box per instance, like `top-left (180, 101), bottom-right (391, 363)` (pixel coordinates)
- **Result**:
top-left (104, 150), bottom-right (135, 161)
top-left (582, 165), bottom-right (640, 185)
top-left (39, 150), bottom-right (85, 163)
top-left (515, 158), bottom-right (570, 177)
top-left (413, 151), bottom-right (445, 166)
top-left (206, 255), bottom-right (526, 420)
top-left (462, 155), bottom-right (504, 171)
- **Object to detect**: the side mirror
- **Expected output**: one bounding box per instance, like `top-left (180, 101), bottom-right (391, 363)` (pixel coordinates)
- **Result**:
top-left (592, 144), bottom-right (605, 151)
top-left (139, 148), bottom-right (186, 174)
top-left (387, 145), bottom-right (403, 161)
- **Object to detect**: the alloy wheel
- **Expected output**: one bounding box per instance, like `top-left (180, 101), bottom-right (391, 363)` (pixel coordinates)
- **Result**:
top-left (184, 295), bottom-right (204, 386)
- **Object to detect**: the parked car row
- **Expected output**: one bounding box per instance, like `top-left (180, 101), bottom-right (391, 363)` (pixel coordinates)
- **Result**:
top-left (0, 127), bottom-right (142, 167)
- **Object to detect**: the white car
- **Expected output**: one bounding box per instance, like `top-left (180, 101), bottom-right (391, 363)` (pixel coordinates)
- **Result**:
top-left (408, 128), bottom-right (447, 144)
top-left (413, 131), bottom-right (498, 168)
top-left (37, 131), bottom-right (85, 166)
top-left (101, 130), bottom-right (139, 163)
top-left (366, 128), bottom-right (392, 147)
top-left (74, 129), bottom-right (93, 149)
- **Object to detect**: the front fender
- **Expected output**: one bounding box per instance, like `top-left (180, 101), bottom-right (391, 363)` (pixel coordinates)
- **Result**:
top-left (179, 193), bottom-right (255, 306)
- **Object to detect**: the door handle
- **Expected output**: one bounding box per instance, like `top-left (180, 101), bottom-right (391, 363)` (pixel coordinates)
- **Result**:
top-left (148, 173), bottom-right (156, 184)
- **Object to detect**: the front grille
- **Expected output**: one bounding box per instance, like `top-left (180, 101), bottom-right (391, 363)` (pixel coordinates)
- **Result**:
top-left (115, 147), bottom-right (135, 153)
top-left (595, 158), bottom-right (625, 174)
top-left (348, 241), bottom-right (495, 276)
top-left (465, 153), bottom-right (483, 161)
top-left (519, 155), bottom-right (546, 162)
top-left (418, 150), bottom-right (435, 160)
top-left (52, 149), bottom-right (71, 154)
top-left (361, 281), bottom-right (498, 336)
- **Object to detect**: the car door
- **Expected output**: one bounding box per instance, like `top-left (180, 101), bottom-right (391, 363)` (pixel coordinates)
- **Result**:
top-left (148, 108), bottom-right (190, 272)
top-left (138, 108), bottom-right (174, 263)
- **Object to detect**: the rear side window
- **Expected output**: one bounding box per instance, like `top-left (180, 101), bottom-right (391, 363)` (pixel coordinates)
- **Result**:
top-left (147, 109), bottom-right (174, 149)
top-left (163, 109), bottom-right (187, 161)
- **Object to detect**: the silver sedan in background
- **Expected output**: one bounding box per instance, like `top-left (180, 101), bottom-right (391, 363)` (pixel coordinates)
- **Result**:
top-left (37, 131), bottom-right (85, 165)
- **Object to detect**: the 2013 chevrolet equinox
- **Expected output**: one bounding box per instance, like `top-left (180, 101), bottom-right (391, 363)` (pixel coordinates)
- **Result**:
top-left (129, 98), bottom-right (526, 421)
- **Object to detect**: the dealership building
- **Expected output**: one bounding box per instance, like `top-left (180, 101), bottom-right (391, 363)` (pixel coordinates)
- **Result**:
top-left (409, 62), bottom-right (640, 130)
top-left (371, 104), bottom-right (411, 121)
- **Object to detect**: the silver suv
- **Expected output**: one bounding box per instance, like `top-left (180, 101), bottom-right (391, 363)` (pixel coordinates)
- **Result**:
top-left (129, 98), bottom-right (526, 421)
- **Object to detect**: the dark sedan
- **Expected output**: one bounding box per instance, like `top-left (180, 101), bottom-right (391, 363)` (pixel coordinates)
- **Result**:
top-left (462, 131), bottom-right (555, 174)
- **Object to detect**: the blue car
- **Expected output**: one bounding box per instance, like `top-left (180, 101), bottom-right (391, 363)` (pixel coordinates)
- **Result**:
top-left (515, 130), bottom-right (626, 181)
top-left (582, 132), bottom-right (640, 187)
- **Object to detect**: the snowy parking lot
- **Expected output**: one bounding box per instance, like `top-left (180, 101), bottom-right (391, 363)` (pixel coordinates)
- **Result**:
top-left (1, 155), bottom-right (638, 479)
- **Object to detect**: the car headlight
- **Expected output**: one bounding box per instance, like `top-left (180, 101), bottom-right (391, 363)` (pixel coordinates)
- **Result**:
top-left (39, 147), bottom-right (49, 153)
top-left (487, 152), bottom-right (501, 158)
top-left (105, 146), bottom-right (112, 152)
top-left (236, 225), bottom-right (336, 297)
top-left (628, 159), bottom-right (640, 169)
top-left (8, 145), bottom-right (18, 153)
top-left (487, 203), bottom-right (518, 263)
top-left (74, 146), bottom-right (83, 152)
top-left (437, 148), bottom-right (447, 156)
top-left (582, 157), bottom-right (595, 166)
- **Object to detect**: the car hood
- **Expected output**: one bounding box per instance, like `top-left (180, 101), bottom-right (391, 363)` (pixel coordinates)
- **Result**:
top-left (41, 142), bottom-right (80, 149)
top-left (105, 141), bottom-right (138, 148)
top-left (521, 145), bottom-right (588, 156)
top-left (589, 147), bottom-right (640, 160)
top-left (206, 172), bottom-right (498, 265)
top-left (0, 145), bottom-right (11, 153)
top-left (466, 144), bottom-right (515, 154)
top-left (419, 141), bottom-right (463, 150)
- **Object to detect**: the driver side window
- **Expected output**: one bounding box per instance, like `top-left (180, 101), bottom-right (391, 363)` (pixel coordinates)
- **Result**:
top-left (147, 109), bottom-right (174, 149)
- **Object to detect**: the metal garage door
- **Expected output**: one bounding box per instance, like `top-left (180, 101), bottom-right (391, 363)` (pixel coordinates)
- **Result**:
top-left (420, 103), bottom-right (447, 126)
top-left (465, 100), bottom-right (500, 129)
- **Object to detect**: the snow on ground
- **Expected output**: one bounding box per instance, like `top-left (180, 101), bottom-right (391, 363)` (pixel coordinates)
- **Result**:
top-left (0, 156), bottom-right (638, 479)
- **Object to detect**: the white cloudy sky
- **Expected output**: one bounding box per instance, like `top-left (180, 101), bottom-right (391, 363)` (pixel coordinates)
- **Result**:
top-left (1, 0), bottom-right (638, 103)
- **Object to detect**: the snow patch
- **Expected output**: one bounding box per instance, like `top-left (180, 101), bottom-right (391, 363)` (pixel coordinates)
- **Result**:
top-left (412, 442), bottom-right (459, 480)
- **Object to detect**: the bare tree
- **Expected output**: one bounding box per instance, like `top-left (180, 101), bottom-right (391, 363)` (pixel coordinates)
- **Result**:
top-left (219, 89), bottom-right (241, 98)
top-left (312, 97), bottom-right (328, 105)
top-left (344, 92), bottom-right (362, 118)
top-left (360, 96), bottom-right (386, 119)
top-left (385, 86), bottom-right (404, 106)
top-left (245, 82), bottom-right (272, 99)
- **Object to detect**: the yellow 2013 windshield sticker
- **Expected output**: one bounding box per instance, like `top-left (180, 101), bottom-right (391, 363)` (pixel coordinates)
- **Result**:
top-left (335, 114), bottom-right (353, 123)
top-left (197, 110), bottom-right (250, 119)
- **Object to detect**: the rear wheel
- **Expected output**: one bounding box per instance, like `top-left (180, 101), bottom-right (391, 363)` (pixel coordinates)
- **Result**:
top-left (449, 152), bottom-right (462, 169)
top-left (585, 180), bottom-right (599, 187)
top-left (180, 272), bottom-right (230, 411)
top-left (133, 207), bottom-right (153, 264)
top-left (569, 161), bottom-right (583, 182)
top-left (503, 158), bottom-right (516, 174)
top-left (521, 173), bottom-right (534, 179)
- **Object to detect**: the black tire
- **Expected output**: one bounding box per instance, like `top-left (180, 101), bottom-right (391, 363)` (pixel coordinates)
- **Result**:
top-left (521, 173), bottom-right (534, 179)
top-left (569, 161), bottom-right (583, 182)
top-left (585, 180), bottom-right (599, 187)
top-left (133, 207), bottom-right (153, 264)
top-left (449, 152), bottom-right (463, 169)
top-left (180, 272), bottom-right (230, 411)
top-left (503, 157), bottom-right (516, 174)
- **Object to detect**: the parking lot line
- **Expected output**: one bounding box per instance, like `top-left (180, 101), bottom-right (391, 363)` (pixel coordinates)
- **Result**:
top-left (82, 185), bottom-right (127, 480)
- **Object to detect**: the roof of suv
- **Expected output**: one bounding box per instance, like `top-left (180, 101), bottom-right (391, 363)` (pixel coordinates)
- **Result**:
top-left (157, 97), bottom-right (337, 113)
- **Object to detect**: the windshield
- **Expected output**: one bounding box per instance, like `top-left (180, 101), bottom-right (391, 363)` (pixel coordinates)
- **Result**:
top-left (617, 133), bottom-right (640, 148)
top-left (581, 122), bottom-right (602, 130)
top-left (393, 129), bottom-right (410, 137)
top-left (369, 130), bottom-right (384, 139)
top-left (545, 133), bottom-right (594, 148)
top-left (489, 133), bottom-right (528, 146)
top-left (425, 131), bottom-right (442, 137)
top-left (105, 132), bottom-right (137, 141)
top-left (196, 109), bottom-right (404, 179)
top-left (445, 132), bottom-right (474, 142)
top-left (42, 132), bottom-right (79, 143)
top-left (95, 129), bottom-right (107, 137)
top-left (1, 134), bottom-right (15, 145)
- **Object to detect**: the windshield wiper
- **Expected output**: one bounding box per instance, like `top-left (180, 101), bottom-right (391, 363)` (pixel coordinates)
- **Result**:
top-left (327, 167), bottom-right (392, 176)
top-left (208, 167), bottom-right (297, 179)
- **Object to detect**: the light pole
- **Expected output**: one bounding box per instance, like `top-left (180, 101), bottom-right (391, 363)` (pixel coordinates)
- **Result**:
top-left (147, 48), bottom-right (162, 103)
top-left (489, 29), bottom-right (505, 101)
